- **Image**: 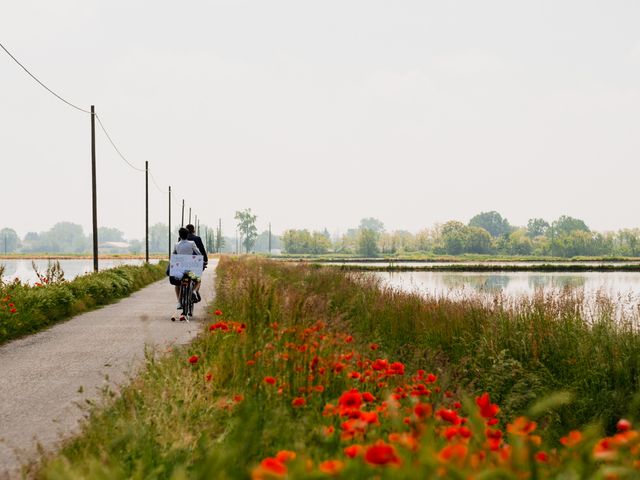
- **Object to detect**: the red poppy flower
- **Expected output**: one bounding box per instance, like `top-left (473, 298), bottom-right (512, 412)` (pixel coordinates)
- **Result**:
top-left (476, 392), bottom-right (500, 419)
top-left (362, 392), bottom-right (375, 402)
top-left (264, 376), bottom-right (276, 385)
top-left (370, 343), bottom-right (379, 350)
top-left (319, 459), bottom-right (344, 475)
top-left (414, 403), bottom-right (433, 420)
top-left (364, 441), bottom-right (401, 466)
top-left (617, 419), bottom-right (632, 432)
top-left (560, 430), bottom-right (582, 447)
top-left (338, 389), bottom-right (363, 411)
top-left (275, 450), bottom-right (296, 463)
top-left (214, 309), bottom-right (223, 316)
top-left (535, 451), bottom-right (549, 463)
top-left (188, 355), bottom-right (199, 364)
top-left (436, 408), bottom-right (461, 425)
top-left (205, 372), bottom-right (213, 382)
top-left (292, 397), bottom-right (306, 407)
top-left (344, 444), bottom-right (364, 458)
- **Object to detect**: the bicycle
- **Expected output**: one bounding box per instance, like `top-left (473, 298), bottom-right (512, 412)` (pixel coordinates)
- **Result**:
top-left (172, 272), bottom-right (198, 322)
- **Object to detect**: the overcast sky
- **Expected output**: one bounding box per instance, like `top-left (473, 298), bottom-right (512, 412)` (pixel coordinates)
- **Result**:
top-left (2, 1), bottom-right (639, 240)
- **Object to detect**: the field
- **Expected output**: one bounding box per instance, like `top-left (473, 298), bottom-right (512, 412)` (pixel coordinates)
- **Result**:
top-left (36, 256), bottom-right (640, 478)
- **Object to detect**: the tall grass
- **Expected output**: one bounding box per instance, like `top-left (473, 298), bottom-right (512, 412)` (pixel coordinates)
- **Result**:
top-left (0, 262), bottom-right (167, 344)
top-left (216, 257), bottom-right (640, 436)
top-left (35, 256), bottom-right (640, 478)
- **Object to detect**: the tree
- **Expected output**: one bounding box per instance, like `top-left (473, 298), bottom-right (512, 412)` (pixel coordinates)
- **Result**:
top-left (508, 229), bottom-right (534, 255)
top-left (551, 215), bottom-right (590, 236)
top-left (466, 226), bottom-right (493, 254)
top-left (526, 218), bottom-right (550, 238)
top-left (235, 209), bottom-right (258, 253)
top-left (441, 221), bottom-right (467, 255)
top-left (469, 211), bottom-right (512, 238)
top-left (0, 228), bottom-right (21, 253)
top-left (357, 228), bottom-right (379, 257)
top-left (97, 227), bottom-right (125, 243)
top-left (149, 223), bottom-right (169, 253)
top-left (359, 217), bottom-right (385, 234)
top-left (38, 222), bottom-right (87, 253)
top-left (215, 225), bottom-right (225, 253)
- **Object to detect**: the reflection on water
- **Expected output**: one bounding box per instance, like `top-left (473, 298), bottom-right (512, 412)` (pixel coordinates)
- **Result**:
top-left (1, 259), bottom-right (160, 285)
top-left (371, 271), bottom-right (640, 320)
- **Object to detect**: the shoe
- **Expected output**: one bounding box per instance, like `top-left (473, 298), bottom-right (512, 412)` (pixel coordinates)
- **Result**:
top-left (176, 302), bottom-right (182, 309)
top-left (179, 314), bottom-right (186, 322)
top-left (191, 292), bottom-right (198, 303)
top-left (196, 292), bottom-right (202, 302)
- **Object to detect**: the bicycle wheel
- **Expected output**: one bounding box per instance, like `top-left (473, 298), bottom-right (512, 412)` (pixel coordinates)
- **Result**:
top-left (187, 280), bottom-right (195, 316)
top-left (180, 280), bottom-right (190, 316)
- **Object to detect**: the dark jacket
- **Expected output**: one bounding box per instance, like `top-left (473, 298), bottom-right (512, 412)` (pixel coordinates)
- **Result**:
top-left (187, 233), bottom-right (208, 267)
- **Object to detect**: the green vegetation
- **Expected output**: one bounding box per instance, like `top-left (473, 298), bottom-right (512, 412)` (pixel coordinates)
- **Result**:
top-left (0, 261), bottom-right (167, 344)
top-left (35, 257), bottom-right (640, 479)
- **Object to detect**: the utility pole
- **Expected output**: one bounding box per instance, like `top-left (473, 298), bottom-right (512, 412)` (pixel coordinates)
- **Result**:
top-left (188, 208), bottom-right (192, 225)
top-left (269, 222), bottom-right (272, 254)
top-left (145, 161), bottom-right (149, 263)
top-left (168, 186), bottom-right (172, 260)
top-left (218, 218), bottom-right (221, 253)
top-left (197, 218), bottom-right (200, 236)
top-left (181, 200), bottom-right (185, 227)
top-left (91, 105), bottom-right (98, 272)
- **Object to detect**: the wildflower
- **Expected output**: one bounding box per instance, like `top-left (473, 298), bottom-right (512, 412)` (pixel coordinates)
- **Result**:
top-left (388, 362), bottom-right (405, 375)
top-left (214, 309), bottom-right (223, 316)
top-left (338, 389), bottom-right (363, 412)
top-left (438, 443), bottom-right (468, 463)
top-left (10, 308), bottom-right (17, 314)
top-left (617, 419), bottom-right (632, 432)
top-left (319, 460), bottom-right (344, 475)
top-left (426, 373), bottom-right (437, 383)
top-left (344, 444), bottom-right (364, 458)
top-left (188, 355), bottom-right (199, 364)
top-left (372, 359), bottom-right (388, 371)
top-left (560, 430), bottom-right (583, 447)
top-left (247, 359), bottom-right (256, 366)
top-left (414, 403), bottom-right (433, 420)
top-left (436, 408), bottom-right (461, 425)
top-left (345, 335), bottom-right (353, 343)
top-left (370, 343), bottom-right (379, 350)
top-left (323, 425), bottom-right (335, 436)
top-left (205, 372), bottom-right (213, 382)
top-left (275, 450), bottom-right (296, 463)
top-left (535, 451), bottom-right (549, 463)
top-left (252, 457), bottom-right (287, 479)
top-left (233, 394), bottom-right (244, 403)
top-left (292, 397), bottom-right (306, 407)
top-left (364, 441), bottom-right (401, 466)
top-left (507, 417), bottom-right (537, 436)
top-left (264, 376), bottom-right (277, 385)
top-left (475, 392), bottom-right (500, 419)
top-left (362, 392), bottom-right (375, 402)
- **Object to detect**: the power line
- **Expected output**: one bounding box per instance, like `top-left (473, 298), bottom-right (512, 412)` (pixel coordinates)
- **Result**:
top-left (0, 40), bottom-right (92, 114)
top-left (149, 170), bottom-right (168, 194)
top-left (94, 113), bottom-right (146, 172)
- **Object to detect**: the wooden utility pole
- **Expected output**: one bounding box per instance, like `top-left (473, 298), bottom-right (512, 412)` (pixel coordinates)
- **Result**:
top-left (145, 161), bottom-right (149, 263)
top-left (90, 105), bottom-right (98, 272)
top-left (181, 200), bottom-right (185, 226)
top-left (188, 208), bottom-right (192, 225)
top-left (168, 186), bottom-right (172, 259)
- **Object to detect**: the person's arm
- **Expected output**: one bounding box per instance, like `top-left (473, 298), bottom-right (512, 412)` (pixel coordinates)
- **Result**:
top-left (192, 242), bottom-right (201, 256)
top-left (195, 236), bottom-right (208, 263)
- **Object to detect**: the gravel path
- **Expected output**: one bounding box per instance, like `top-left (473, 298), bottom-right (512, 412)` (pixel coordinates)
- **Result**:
top-left (0, 261), bottom-right (217, 478)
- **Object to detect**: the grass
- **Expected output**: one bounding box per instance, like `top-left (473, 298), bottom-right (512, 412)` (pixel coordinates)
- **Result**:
top-left (274, 253), bottom-right (640, 263)
top-left (34, 256), bottom-right (640, 479)
top-left (0, 261), bottom-right (167, 344)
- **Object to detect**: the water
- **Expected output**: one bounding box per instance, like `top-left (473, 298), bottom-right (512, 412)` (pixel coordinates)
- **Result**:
top-left (370, 271), bottom-right (640, 320)
top-left (0, 259), bottom-right (160, 285)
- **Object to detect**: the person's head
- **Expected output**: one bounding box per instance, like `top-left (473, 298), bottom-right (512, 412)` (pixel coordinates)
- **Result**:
top-left (178, 227), bottom-right (189, 240)
top-left (186, 224), bottom-right (195, 234)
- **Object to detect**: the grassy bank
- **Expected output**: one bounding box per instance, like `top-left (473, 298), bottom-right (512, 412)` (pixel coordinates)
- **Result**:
top-left (335, 263), bottom-right (640, 272)
top-left (275, 253), bottom-right (640, 263)
top-left (37, 257), bottom-right (640, 478)
top-left (0, 261), bottom-right (167, 344)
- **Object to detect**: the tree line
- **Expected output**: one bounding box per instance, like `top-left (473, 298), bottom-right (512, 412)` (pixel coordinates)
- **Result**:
top-left (282, 212), bottom-right (640, 257)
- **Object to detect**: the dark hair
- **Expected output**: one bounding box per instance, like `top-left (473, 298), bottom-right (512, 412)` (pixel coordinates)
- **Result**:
top-left (186, 224), bottom-right (195, 233)
top-left (178, 227), bottom-right (189, 240)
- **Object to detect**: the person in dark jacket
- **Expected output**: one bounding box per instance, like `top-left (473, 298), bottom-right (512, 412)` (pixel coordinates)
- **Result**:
top-left (186, 224), bottom-right (207, 301)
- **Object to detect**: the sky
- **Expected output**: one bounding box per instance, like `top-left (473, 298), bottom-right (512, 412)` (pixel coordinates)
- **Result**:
top-left (1, 0), bottom-right (639, 240)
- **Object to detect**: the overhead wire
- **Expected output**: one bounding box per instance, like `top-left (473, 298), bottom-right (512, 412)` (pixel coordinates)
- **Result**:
top-left (1, 38), bottom-right (199, 224)
top-left (0, 40), bottom-right (92, 114)
top-left (94, 113), bottom-right (146, 172)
